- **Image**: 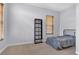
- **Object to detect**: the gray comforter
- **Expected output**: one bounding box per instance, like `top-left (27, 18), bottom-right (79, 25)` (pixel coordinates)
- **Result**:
top-left (46, 35), bottom-right (75, 49)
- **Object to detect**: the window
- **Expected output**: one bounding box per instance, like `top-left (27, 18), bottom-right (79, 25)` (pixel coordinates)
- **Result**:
top-left (0, 3), bottom-right (3, 41)
top-left (46, 16), bottom-right (54, 34)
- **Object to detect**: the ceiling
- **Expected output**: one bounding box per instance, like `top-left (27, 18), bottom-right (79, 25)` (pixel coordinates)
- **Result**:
top-left (28, 3), bottom-right (75, 12)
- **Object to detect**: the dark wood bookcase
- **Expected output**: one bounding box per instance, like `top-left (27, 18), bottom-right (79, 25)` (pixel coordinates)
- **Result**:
top-left (34, 19), bottom-right (43, 44)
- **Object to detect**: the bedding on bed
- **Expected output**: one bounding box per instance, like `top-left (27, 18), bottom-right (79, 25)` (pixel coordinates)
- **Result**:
top-left (46, 29), bottom-right (75, 49)
top-left (46, 35), bottom-right (75, 49)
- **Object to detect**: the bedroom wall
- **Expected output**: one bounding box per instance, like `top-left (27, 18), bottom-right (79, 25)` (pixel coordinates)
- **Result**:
top-left (6, 3), bottom-right (60, 45)
top-left (60, 6), bottom-right (76, 35)
top-left (76, 4), bottom-right (79, 54)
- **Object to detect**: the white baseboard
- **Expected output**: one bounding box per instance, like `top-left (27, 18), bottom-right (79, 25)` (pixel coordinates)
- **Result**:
top-left (7, 41), bottom-right (34, 47)
top-left (0, 41), bottom-right (34, 54)
top-left (0, 40), bottom-right (45, 54)
top-left (75, 51), bottom-right (79, 55)
top-left (0, 46), bottom-right (8, 54)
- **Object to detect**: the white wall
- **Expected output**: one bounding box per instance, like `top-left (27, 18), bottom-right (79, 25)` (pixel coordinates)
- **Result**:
top-left (0, 40), bottom-right (6, 52)
top-left (60, 6), bottom-right (76, 35)
top-left (76, 4), bottom-right (79, 54)
top-left (6, 3), bottom-right (60, 45)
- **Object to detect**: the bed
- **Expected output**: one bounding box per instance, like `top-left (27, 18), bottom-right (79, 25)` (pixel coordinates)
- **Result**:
top-left (46, 29), bottom-right (76, 49)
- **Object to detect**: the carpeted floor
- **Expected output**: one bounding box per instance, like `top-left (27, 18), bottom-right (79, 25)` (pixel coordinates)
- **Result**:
top-left (1, 43), bottom-right (76, 55)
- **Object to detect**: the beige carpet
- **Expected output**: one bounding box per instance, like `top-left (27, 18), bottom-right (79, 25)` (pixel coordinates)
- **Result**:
top-left (1, 43), bottom-right (76, 55)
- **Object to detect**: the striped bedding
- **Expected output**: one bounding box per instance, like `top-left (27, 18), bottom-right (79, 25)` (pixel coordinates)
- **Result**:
top-left (46, 35), bottom-right (75, 49)
top-left (46, 29), bottom-right (75, 49)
